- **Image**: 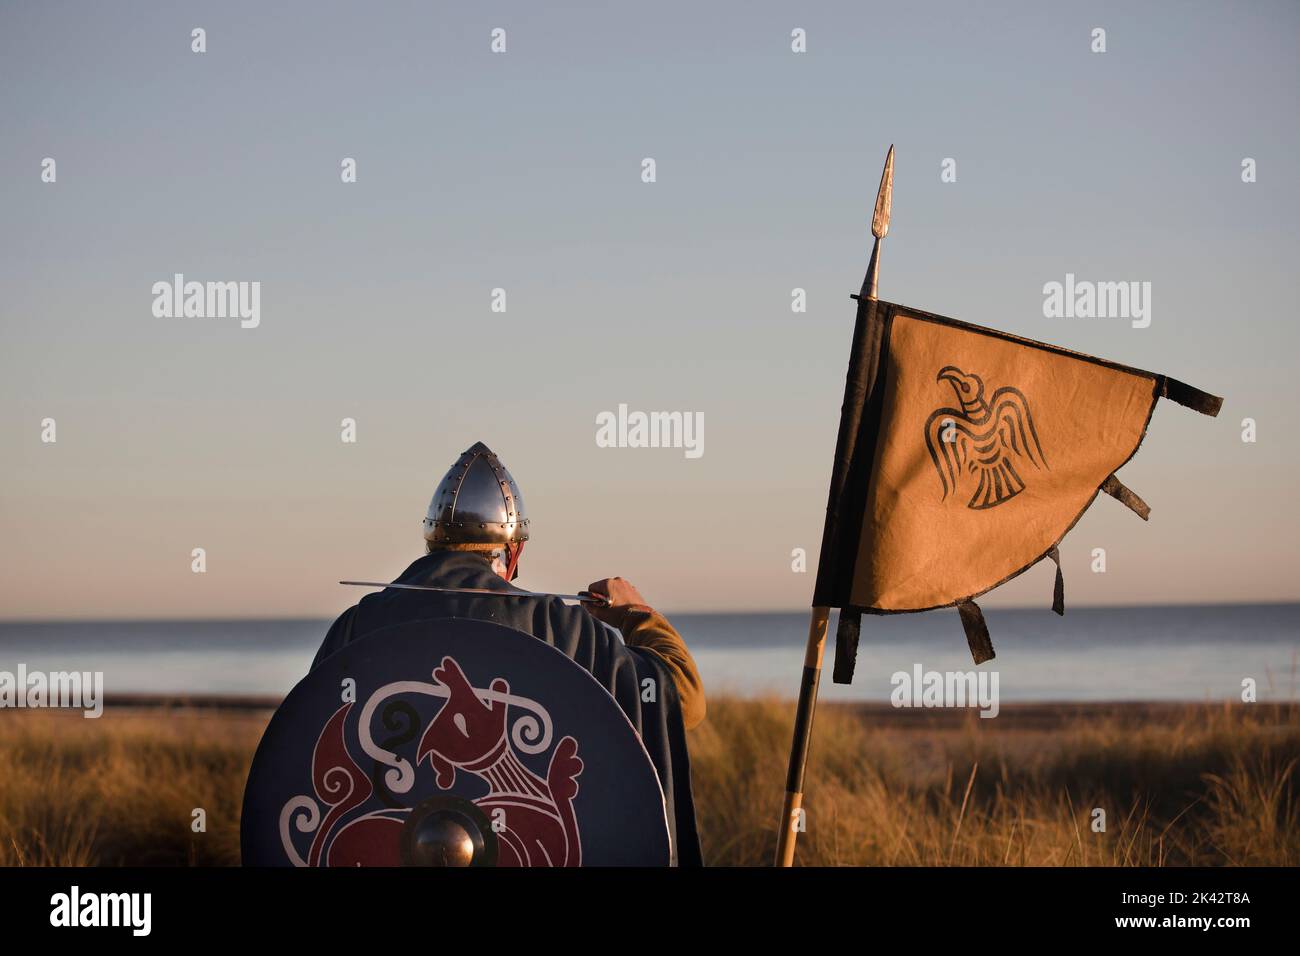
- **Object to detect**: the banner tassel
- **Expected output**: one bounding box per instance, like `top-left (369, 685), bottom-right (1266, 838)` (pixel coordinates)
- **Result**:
top-left (832, 608), bottom-right (862, 684)
top-left (1047, 546), bottom-right (1065, 616)
top-left (957, 600), bottom-right (995, 664)
top-left (1100, 474), bottom-right (1151, 521)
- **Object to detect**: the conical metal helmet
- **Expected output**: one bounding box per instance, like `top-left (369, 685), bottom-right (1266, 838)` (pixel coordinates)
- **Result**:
top-left (422, 442), bottom-right (529, 546)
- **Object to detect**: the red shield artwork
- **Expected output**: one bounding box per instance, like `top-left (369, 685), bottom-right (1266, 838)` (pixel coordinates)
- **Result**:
top-left (241, 618), bottom-right (671, 866)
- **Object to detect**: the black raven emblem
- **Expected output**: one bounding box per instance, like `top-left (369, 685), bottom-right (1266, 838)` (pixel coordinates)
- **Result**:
top-left (924, 366), bottom-right (1047, 510)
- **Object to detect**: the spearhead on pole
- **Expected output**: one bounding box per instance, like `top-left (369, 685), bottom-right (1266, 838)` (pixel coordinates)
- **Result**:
top-left (861, 144), bottom-right (894, 301)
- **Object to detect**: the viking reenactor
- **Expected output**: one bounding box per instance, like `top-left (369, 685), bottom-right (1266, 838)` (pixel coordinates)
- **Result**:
top-left (310, 441), bottom-right (706, 865)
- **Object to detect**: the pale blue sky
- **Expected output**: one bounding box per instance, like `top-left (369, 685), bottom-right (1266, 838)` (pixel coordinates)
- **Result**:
top-left (1, 1), bottom-right (1297, 617)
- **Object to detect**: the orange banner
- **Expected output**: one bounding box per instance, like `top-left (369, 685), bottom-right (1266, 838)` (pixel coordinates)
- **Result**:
top-left (852, 310), bottom-right (1157, 610)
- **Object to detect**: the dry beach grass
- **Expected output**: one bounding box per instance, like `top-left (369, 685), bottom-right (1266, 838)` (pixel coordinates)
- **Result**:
top-left (0, 706), bottom-right (262, 866)
top-left (0, 699), bottom-right (1295, 866)
top-left (693, 699), bottom-right (1300, 866)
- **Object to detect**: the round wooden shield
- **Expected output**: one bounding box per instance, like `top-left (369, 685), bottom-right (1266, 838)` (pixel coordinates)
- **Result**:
top-left (241, 618), bottom-right (670, 866)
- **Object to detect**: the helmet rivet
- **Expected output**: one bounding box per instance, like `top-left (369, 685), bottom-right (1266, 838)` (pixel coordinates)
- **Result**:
top-left (424, 444), bottom-right (528, 548)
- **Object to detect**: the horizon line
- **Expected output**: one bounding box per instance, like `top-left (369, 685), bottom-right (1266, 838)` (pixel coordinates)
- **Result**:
top-left (2, 598), bottom-right (1298, 626)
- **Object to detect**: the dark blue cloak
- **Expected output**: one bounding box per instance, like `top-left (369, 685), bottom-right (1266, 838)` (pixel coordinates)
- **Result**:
top-left (311, 549), bottom-right (702, 866)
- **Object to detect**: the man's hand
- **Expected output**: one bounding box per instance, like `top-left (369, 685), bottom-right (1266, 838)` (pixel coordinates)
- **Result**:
top-left (584, 577), bottom-right (651, 630)
top-left (586, 577), bottom-right (706, 729)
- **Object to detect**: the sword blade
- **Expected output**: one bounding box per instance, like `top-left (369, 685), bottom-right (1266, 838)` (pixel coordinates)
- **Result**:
top-left (338, 580), bottom-right (610, 607)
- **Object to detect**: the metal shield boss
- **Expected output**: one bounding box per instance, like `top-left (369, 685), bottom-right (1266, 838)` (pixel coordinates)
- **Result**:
top-left (241, 618), bottom-right (671, 866)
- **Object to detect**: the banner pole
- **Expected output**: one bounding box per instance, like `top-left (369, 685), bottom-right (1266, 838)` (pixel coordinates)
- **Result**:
top-left (775, 605), bottom-right (830, 866)
top-left (775, 146), bottom-right (892, 867)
